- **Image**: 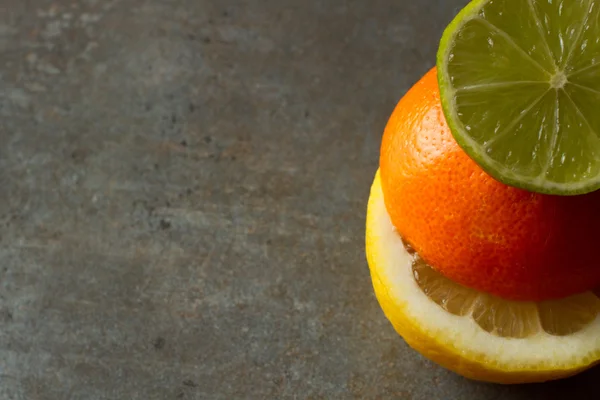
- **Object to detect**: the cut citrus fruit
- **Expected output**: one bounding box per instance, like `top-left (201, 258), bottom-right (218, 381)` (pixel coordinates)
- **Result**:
top-left (366, 170), bottom-right (600, 384)
top-left (437, 0), bottom-right (600, 195)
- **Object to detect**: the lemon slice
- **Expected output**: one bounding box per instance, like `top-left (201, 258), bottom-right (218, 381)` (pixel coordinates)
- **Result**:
top-left (366, 170), bottom-right (600, 384)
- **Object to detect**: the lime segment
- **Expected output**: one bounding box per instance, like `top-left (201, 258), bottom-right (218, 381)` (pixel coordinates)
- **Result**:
top-left (437, 0), bottom-right (600, 194)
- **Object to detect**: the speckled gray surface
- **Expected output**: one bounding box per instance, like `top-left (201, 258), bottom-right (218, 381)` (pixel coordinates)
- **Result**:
top-left (0, 0), bottom-right (599, 399)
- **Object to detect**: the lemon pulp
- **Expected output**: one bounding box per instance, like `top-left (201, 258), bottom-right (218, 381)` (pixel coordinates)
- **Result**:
top-left (409, 240), bottom-right (600, 339)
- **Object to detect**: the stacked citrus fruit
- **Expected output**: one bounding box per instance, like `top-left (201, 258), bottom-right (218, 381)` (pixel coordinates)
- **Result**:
top-left (366, 0), bottom-right (600, 384)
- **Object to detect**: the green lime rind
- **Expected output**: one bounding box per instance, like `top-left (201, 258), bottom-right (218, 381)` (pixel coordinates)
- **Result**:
top-left (437, 0), bottom-right (600, 195)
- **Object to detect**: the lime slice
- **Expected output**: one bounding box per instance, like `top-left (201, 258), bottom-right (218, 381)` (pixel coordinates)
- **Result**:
top-left (437, 0), bottom-right (600, 195)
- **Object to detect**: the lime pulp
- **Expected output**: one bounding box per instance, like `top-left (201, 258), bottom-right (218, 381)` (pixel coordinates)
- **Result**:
top-left (437, 0), bottom-right (600, 195)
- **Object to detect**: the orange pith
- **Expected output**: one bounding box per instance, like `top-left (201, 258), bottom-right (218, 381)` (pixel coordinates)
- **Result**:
top-left (380, 67), bottom-right (600, 301)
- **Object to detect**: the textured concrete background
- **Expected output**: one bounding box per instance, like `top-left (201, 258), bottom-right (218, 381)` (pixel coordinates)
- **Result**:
top-left (1, 0), bottom-right (599, 399)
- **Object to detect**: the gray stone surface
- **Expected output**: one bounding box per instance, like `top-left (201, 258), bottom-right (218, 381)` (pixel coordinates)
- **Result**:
top-left (0, 0), bottom-right (599, 398)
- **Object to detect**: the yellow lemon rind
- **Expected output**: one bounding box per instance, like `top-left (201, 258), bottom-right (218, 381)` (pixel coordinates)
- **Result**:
top-left (366, 170), bottom-right (600, 384)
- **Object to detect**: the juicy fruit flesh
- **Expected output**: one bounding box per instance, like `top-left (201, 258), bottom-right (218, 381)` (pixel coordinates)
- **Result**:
top-left (408, 239), bottom-right (600, 338)
top-left (437, 0), bottom-right (600, 195)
